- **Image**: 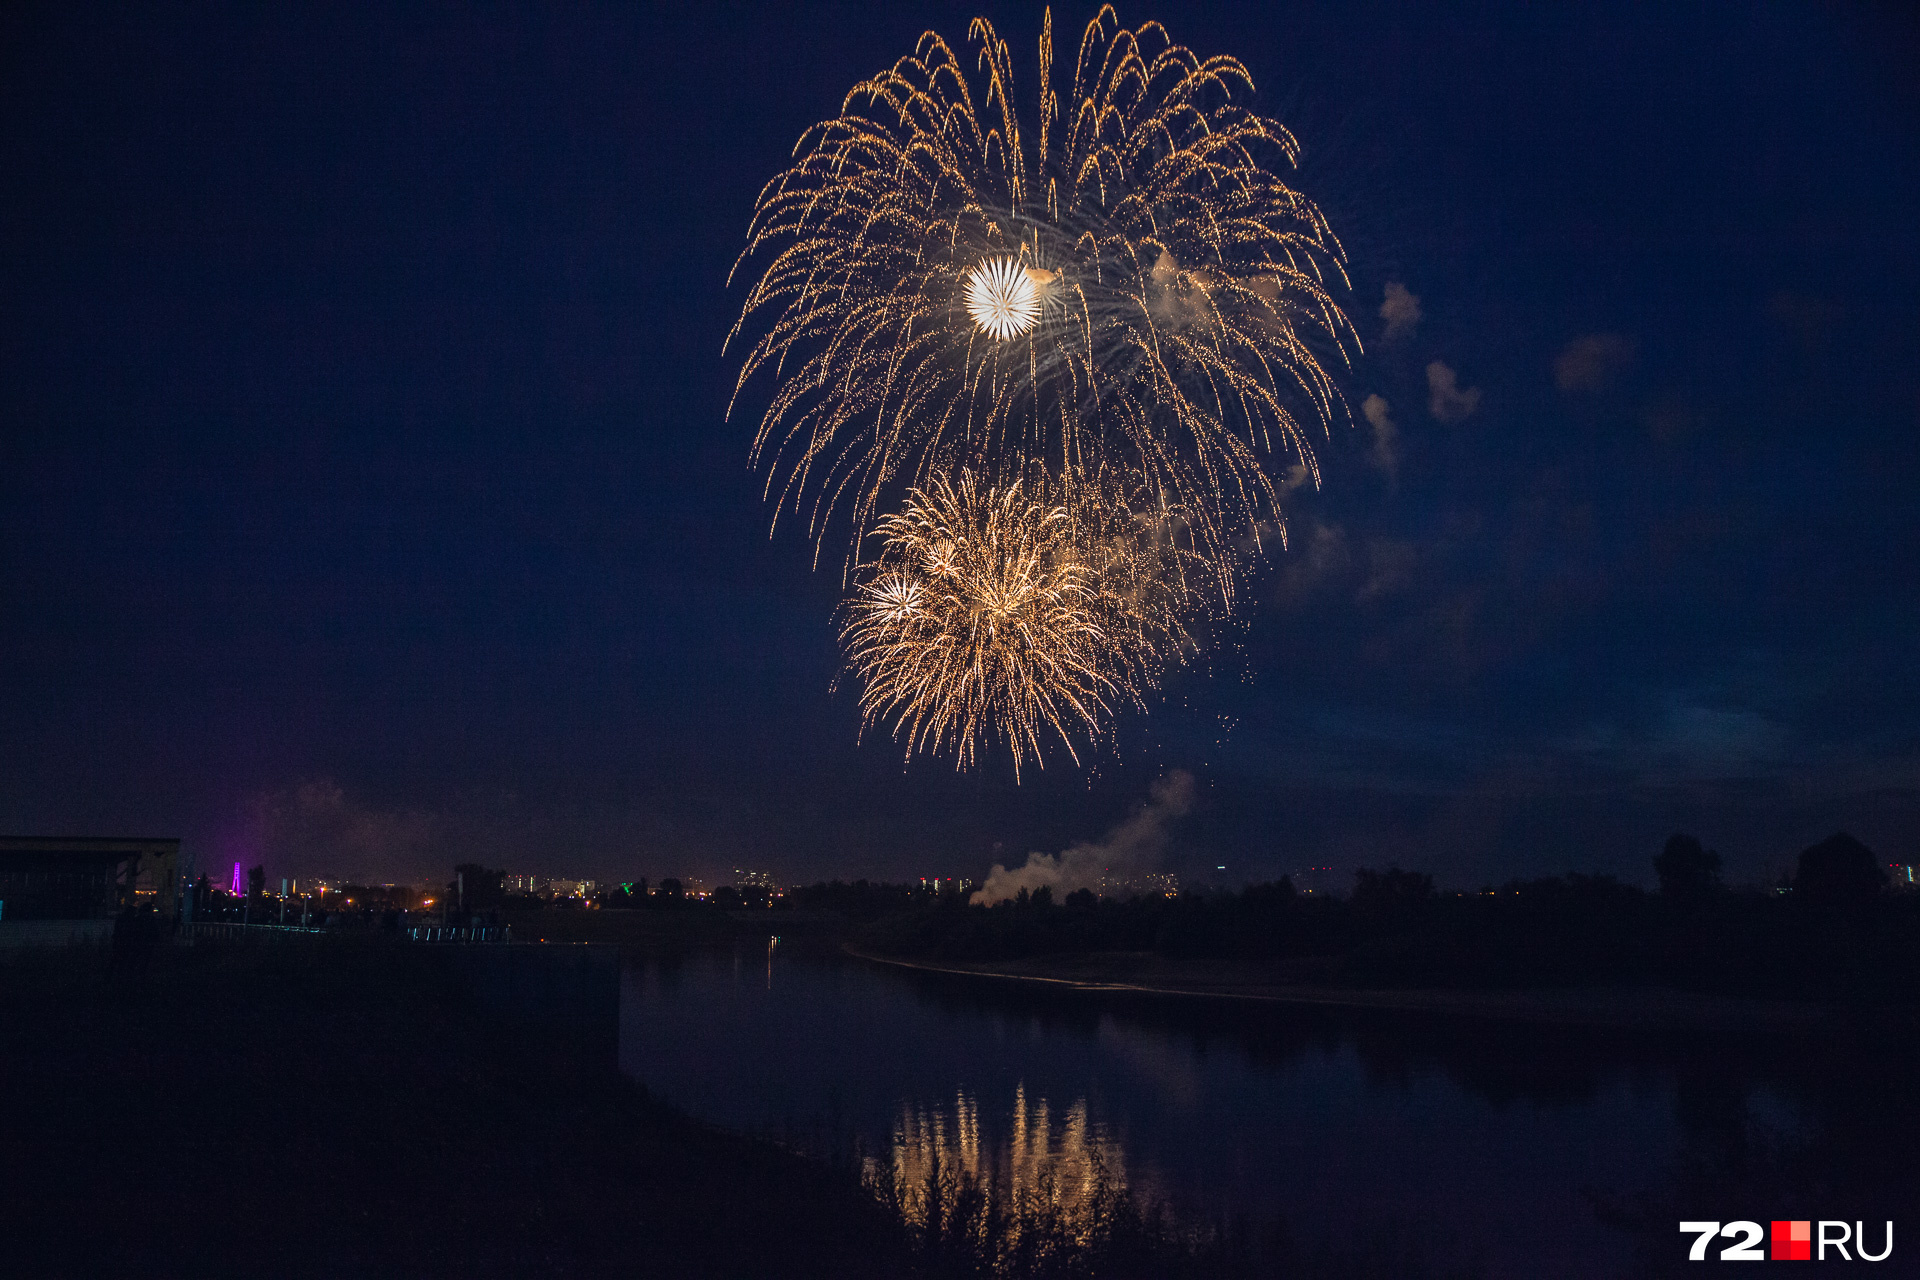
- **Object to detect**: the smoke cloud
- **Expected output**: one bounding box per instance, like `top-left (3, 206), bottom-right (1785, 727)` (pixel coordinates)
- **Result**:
top-left (1361, 393), bottom-right (1399, 480)
top-left (1426, 360), bottom-right (1481, 422)
top-left (1379, 281), bottom-right (1422, 342)
top-left (971, 771), bottom-right (1197, 905)
top-left (247, 779), bottom-right (441, 882)
top-left (1552, 333), bottom-right (1636, 392)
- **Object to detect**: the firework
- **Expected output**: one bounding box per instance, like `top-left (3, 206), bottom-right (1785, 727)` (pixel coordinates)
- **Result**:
top-left (964, 257), bottom-right (1045, 340)
top-left (732, 7), bottom-right (1354, 771)
top-left (842, 472), bottom-right (1187, 776)
top-left (730, 7), bottom-right (1354, 597)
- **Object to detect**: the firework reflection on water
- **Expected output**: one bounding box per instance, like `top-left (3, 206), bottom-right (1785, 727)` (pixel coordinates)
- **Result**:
top-left (868, 1083), bottom-right (1152, 1262)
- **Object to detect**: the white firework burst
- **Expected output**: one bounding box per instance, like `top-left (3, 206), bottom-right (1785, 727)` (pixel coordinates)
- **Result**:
top-left (964, 256), bottom-right (1042, 340)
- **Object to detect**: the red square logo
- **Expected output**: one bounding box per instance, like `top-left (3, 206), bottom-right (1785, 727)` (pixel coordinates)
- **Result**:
top-left (1771, 1220), bottom-right (1811, 1261)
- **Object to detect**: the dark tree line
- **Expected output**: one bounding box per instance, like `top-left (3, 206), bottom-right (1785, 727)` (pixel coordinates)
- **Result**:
top-left (853, 832), bottom-right (1916, 1003)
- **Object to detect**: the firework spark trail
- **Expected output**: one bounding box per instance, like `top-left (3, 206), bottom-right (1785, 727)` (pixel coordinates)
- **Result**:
top-left (733, 7), bottom-right (1355, 772)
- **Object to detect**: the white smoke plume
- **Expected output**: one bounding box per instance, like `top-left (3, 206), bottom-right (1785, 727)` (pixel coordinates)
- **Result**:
top-left (971, 771), bottom-right (1196, 905)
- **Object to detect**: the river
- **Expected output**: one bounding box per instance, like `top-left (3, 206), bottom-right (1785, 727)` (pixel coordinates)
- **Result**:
top-left (617, 939), bottom-right (1854, 1277)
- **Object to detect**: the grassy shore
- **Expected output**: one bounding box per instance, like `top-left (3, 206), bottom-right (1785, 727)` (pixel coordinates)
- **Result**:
top-left (0, 937), bottom-right (907, 1279)
top-left (847, 947), bottom-right (1835, 1034)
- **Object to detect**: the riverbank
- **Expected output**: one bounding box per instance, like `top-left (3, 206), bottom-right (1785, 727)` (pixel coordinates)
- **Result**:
top-left (0, 938), bottom-right (907, 1279)
top-left (497, 904), bottom-right (839, 948)
top-left (848, 946), bottom-right (1833, 1033)
top-left (500, 903), bottom-right (740, 946)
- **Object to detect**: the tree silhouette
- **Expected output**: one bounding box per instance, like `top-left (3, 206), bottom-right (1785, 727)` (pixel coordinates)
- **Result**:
top-left (1352, 867), bottom-right (1434, 917)
top-left (1795, 833), bottom-right (1883, 903)
top-left (1654, 833), bottom-right (1722, 900)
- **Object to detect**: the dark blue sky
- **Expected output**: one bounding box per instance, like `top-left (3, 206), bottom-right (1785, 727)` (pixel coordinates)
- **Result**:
top-left (2, 2), bottom-right (1915, 889)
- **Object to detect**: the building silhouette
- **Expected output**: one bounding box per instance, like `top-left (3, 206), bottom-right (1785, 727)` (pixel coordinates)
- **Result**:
top-left (0, 836), bottom-right (181, 946)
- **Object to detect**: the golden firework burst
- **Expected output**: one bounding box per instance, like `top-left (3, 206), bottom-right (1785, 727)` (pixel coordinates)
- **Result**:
top-left (842, 470), bottom-right (1194, 776)
top-left (733, 7), bottom-right (1354, 772)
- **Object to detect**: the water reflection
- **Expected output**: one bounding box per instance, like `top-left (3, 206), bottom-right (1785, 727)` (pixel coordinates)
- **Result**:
top-left (877, 1084), bottom-right (1135, 1249)
top-left (618, 944), bottom-right (1918, 1278)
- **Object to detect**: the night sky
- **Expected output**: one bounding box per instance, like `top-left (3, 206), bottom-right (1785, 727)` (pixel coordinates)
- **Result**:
top-left (3, 2), bottom-right (1915, 890)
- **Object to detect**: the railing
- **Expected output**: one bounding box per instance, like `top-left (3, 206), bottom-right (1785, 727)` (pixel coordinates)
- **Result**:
top-left (180, 921), bottom-right (328, 943)
top-left (405, 925), bottom-right (511, 944)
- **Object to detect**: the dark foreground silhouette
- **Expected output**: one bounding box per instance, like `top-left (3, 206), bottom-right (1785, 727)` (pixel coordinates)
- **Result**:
top-left (4, 938), bottom-right (1505, 1279)
top-left (0, 939), bottom-right (907, 1279)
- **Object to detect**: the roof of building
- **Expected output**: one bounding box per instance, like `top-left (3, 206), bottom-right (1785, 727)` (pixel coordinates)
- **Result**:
top-left (0, 837), bottom-right (180, 862)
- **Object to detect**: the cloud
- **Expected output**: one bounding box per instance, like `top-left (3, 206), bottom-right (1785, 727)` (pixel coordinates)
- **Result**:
top-left (1361, 394), bottom-right (1399, 481)
top-left (1275, 521), bottom-right (1424, 610)
top-left (1357, 537), bottom-right (1419, 603)
top-left (1654, 706), bottom-right (1788, 778)
top-left (1644, 397), bottom-right (1703, 443)
top-left (1552, 333), bottom-right (1636, 392)
top-left (1569, 667), bottom-right (1796, 786)
top-left (1768, 292), bottom-right (1841, 355)
top-left (1275, 519), bottom-right (1353, 600)
top-left (1379, 281), bottom-right (1421, 342)
top-left (1426, 361), bottom-right (1481, 422)
top-left (971, 771), bottom-right (1196, 904)
top-left (242, 779), bottom-right (441, 882)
